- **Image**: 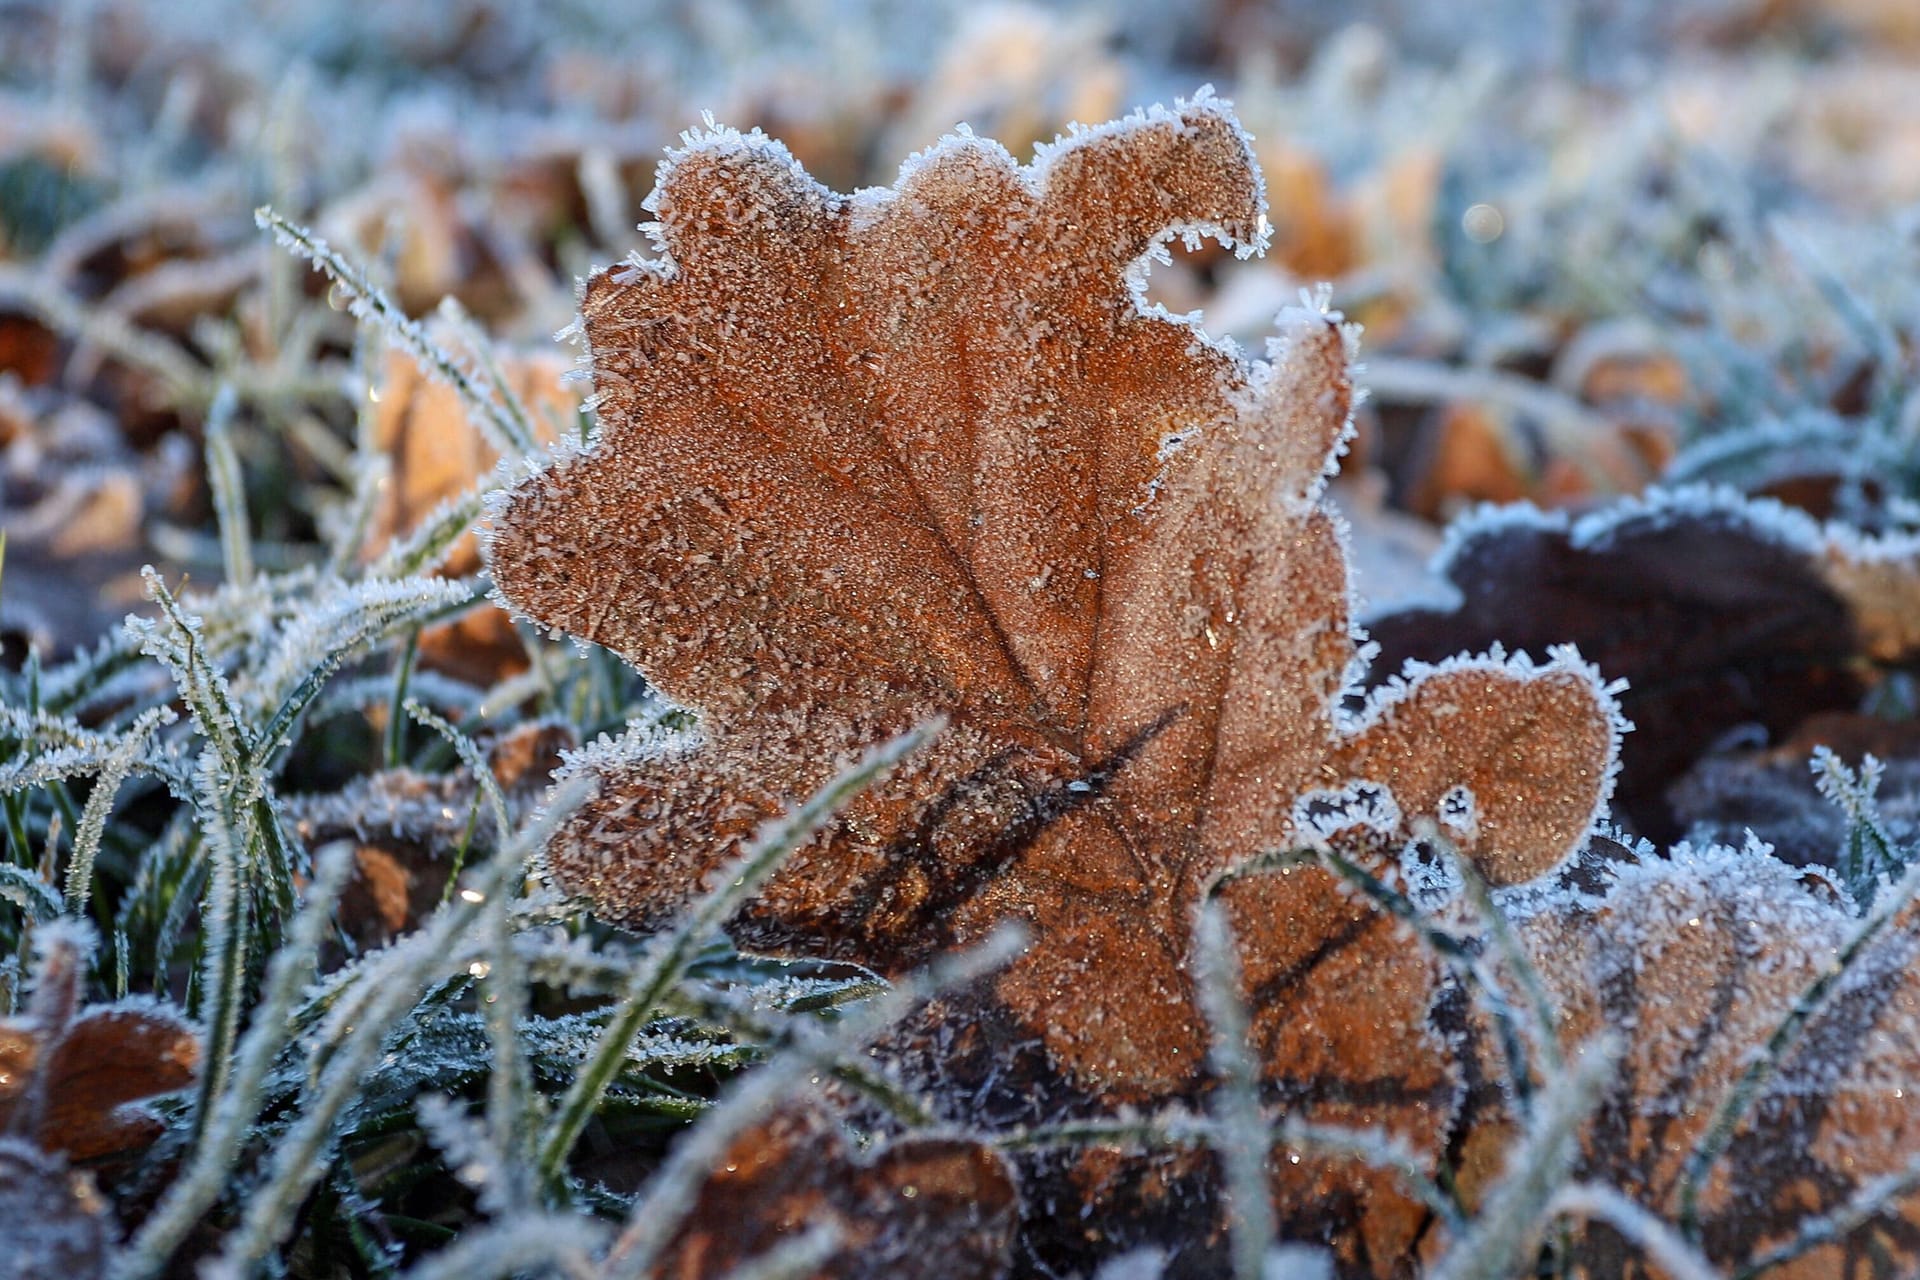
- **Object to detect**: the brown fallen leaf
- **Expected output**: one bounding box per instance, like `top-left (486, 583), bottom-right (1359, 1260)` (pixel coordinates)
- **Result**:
top-left (286, 720), bottom-right (575, 945)
top-left (655, 1107), bottom-right (1019, 1280)
top-left (0, 925), bottom-right (198, 1163)
top-left (1365, 488), bottom-right (1914, 841)
top-left (489, 96), bottom-right (1619, 1275)
top-left (1502, 844), bottom-right (1920, 1277)
top-left (368, 341), bottom-right (576, 684)
top-left (0, 1138), bottom-right (113, 1280)
top-left (1402, 401), bottom-right (1534, 521)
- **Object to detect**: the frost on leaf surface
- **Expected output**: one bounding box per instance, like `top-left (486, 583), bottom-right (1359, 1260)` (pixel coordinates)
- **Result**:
top-left (488, 96), bottom-right (1618, 1276)
top-left (1370, 487), bottom-right (1920, 839)
top-left (0, 1139), bottom-right (112, 1280)
top-left (1506, 842), bottom-right (1920, 1277)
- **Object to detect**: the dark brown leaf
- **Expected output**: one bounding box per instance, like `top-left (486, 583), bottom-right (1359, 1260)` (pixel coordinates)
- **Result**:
top-left (1366, 492), bottom-right (1872, 841)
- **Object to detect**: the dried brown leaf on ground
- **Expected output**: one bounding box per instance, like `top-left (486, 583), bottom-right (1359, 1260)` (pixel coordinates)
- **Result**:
top-left (368, 342), bottom-right (576, 682)
top-left (488, 96), bottom-right (1619, 1276)
top-left (658, 1107), bottom-right (1020, 1280)
top-left (1502, 844), bottom-right (1920, 1278)
top-left (1365, 489), bottom-right (1920, 840)
top-left (0, 926), bottom-right (198, 1163)
top-left (285, 720), bottom-right (575, 945)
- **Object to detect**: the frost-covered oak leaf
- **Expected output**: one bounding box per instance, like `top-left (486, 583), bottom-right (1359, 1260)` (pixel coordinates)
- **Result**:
top-left (1496, 843), bottom-right (1920, 1276)
top-left (488, 97), bottom-right (1619, 1273)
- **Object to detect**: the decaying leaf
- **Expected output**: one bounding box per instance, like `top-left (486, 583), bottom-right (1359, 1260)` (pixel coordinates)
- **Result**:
top-left (286, 720), bottom-right (575, 944)
top-left (489, 96), bottom-right (1619, 1274)
top-left (0, 926), bottom-right (198, 1163)
top-left (369, 343), bottom-right (576, 683)
top-left (1505, 843), bottom-right (1920, 1277)
top-left (0, 1138), bottom-right (113, 1280)
top-left (659, 1107), bottom-right (1019, 1279)
top-left (1367, 487), bottom-right (1920, 839)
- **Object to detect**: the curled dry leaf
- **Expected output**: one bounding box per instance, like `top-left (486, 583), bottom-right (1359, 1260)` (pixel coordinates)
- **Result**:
top-left (1365, 487), bottom-right (1920, 840)
top-left (0, 930), bottom-right (198, 1163)
top-left (489, 97), bottom-right (1618, 1275)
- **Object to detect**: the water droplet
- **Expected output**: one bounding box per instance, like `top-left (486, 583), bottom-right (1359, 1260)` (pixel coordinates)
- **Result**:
top-left (1462, 203), bottom-right (1505, 244)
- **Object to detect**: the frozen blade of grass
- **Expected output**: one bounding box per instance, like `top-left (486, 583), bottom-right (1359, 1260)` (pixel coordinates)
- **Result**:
top-left (1423, 822), bottom-right (1565, 1077)
top-left (256, 207), bottom-right (536, 459)
top-left (404, 698), bottom-right (511, 844)
top-left (1272, 1121), bottom-right (1464, 1233)
top-left (0, 709), bottom-right (170, 795)
top-left (1194, 902), bottom-right (1275, 1280)
top-left (202, 382), bottom-right (252, 587)
top-left (534, 720), bottom-right (942, 1191)
top-left (416, 1094), bottom-right (511, 1214)
top-left (0, 863), bottom-right (63, 921)
top-left (393, 1215), bottom-right (606, 1280)
top-left (251, 576), bottom-right (473, 767)
top-left (132, 569), bottom-right (254, 769)
top-left (202, 776), bottom-right (593, 1277)
top-left (993, 1113), bottom-right (1461, 1233)
top-left (38, 632), bottom-right (147, 718)
top-left (598, 922), bottom-right (1027, 1280)
top-left (1811, 749), bottom-right (1903, 907)
top-left (681, 981), bottom-right (935, 1128)
top-left (484, 926), bottom-right (531, 1198)
top-left (188, 750), bottom-right (254, 1140)
top-left (65, 705), bottom-right (174, 915)
top-left (115, 842), bottom-right (357, 1280)
top-left (124, 813), bottom-right (200, 983)
top-left (438, 295), bottom-right (544, 459)
top-left (477, 849), bottom-right (533, 1211)
top-left (368, 484), bottom-right (490, 579)
top-left (137, 569), bottom-right (303, 932)
top-left (1316, 846), bottom-right (1539, 1113)
top-left (1428, 1037), bottom-right (1617, 1280)
top-left (385, 633), bottom-right (419, 767)
top-left (1678, 846), bottom-right (1920, 1238)
top-left (1547, 1184), bottom-right (1719, 1280)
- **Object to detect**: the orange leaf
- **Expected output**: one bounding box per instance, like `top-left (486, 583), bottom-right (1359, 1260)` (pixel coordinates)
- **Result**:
top-left (489, 96), bottom-right (1620, 1274)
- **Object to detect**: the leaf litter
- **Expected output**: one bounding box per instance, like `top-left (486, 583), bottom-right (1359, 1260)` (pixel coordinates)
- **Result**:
top-left (9, 7), bottom-right (1920, 1279)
